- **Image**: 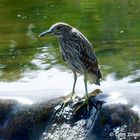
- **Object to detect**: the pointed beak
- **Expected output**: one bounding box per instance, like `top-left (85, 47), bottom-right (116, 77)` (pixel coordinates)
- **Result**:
top-left (39, 29), bottom-right (53, 37)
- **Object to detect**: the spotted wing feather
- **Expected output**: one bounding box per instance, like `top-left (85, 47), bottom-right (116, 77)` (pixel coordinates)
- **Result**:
top-left (74, 29), bottom-right (102, 84)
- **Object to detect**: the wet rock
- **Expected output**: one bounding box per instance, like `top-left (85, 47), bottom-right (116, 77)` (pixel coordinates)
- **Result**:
top-left (0, 97), bottom-right (65, 140)
top-left (0, 99), bottom-right (18, 127)
top-left (0, 91), bottom-right (140, 140)
top-left (86, 103), bottom-right (140, 140)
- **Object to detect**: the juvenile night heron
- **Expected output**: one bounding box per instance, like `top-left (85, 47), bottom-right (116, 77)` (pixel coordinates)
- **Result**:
top-left (39, 22), bottom-right (102, 104)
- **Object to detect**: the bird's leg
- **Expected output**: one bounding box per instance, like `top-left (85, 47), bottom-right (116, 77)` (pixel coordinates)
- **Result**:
top-left (84, 73), bottom-right (89, 102)
top-left (71, 71), bottom-right (77, 99)
top-left (75, 73), bottom-right (90, 112)
top-left (62, 71), bottom-right (77, 108)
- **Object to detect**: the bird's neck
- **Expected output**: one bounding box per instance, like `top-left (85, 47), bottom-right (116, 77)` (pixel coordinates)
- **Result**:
top-left (61, 32), bottom-right (72, 40)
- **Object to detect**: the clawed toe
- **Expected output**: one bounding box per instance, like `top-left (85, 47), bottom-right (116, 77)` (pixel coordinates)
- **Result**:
top-left (61, 93), bottom-right (76, 108)
top-left (61, 89), bottom-right (101, 113)
top-left (74, 100), bottom-right (89, 112)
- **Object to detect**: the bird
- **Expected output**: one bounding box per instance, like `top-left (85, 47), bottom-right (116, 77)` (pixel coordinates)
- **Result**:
top-left (39, 22), bottom-right (102, 106)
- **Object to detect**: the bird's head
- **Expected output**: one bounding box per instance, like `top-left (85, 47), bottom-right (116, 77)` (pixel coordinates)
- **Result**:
top-left (39, 22), bottom-right (73, 38)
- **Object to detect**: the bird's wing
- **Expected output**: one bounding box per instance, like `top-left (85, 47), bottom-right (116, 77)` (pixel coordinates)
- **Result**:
top-left (76, 31), bottom-right (102, 79)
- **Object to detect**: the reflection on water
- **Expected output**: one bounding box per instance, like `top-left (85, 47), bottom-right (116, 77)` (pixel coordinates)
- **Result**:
top-left (0, 0), bottom-right (140, 81)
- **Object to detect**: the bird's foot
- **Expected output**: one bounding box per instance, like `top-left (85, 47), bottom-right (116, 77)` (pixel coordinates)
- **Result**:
top-left (61, 89), bottom-right (102, 112)
top-left (61, 93), bottom-right (76, 108)
top-left (74, 89), bottom-right (102, 113)
top-left (74, 95), bottom-right (90, 113)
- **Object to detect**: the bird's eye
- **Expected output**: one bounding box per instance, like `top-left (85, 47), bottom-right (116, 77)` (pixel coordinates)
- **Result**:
top-left (56, 26), bottom-right (62, 30)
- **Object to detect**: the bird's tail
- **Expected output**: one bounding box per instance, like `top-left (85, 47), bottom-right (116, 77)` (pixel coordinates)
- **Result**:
top-left (88, 74), bottom-right (100, 85)
top-left (88, 69), bottom-right (102, 85)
